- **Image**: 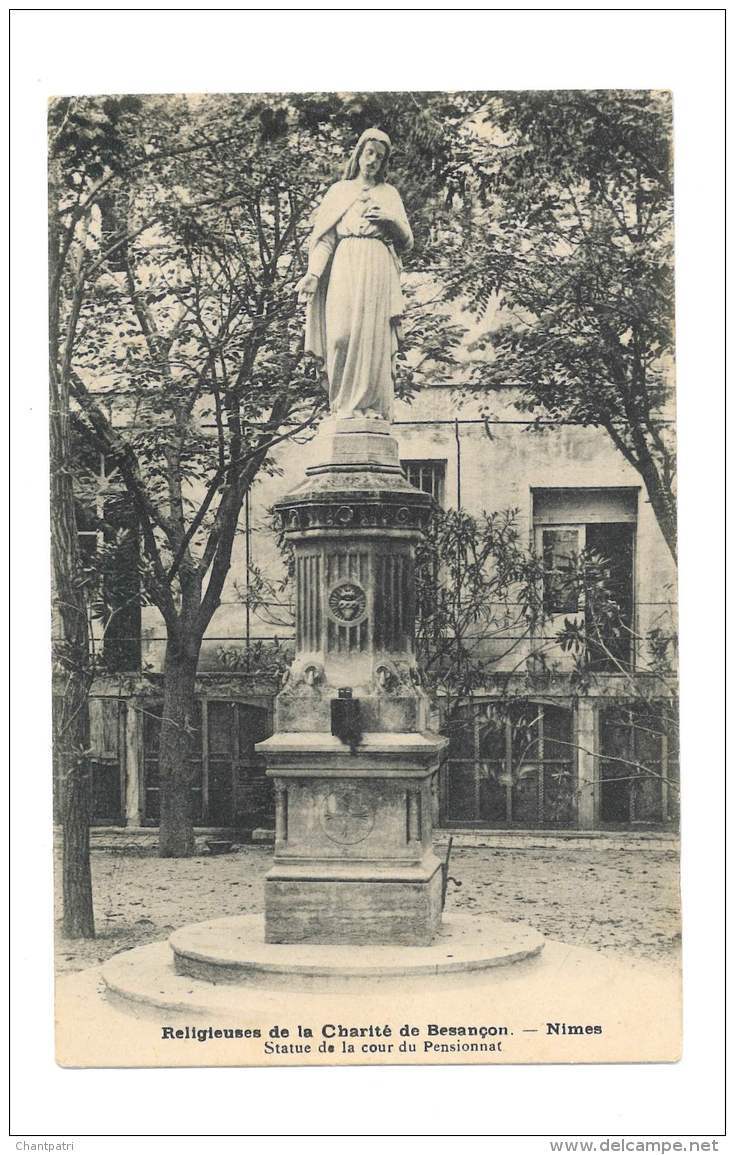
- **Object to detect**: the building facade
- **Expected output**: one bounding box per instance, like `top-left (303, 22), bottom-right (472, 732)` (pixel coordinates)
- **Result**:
top-left (61, 385), bottom-right (678, 833)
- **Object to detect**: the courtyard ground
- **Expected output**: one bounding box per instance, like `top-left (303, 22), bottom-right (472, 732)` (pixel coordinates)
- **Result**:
top-left (54, 842), bottom-right (681, 974)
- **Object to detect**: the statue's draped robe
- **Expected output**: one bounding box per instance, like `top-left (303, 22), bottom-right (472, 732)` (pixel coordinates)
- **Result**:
top-left (304, 180), bottom-right (413, 421)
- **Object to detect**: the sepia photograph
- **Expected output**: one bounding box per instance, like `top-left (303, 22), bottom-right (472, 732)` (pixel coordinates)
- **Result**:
top-left (47, 86), bottom-right (683, 1070)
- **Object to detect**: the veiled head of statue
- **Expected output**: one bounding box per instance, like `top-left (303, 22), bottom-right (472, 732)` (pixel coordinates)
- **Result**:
top-left (343, 128), bottom-right (392, 182)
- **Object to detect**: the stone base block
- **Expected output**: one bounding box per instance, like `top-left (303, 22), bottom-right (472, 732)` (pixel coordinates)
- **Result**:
top-left (305, 417), bottom-right (401, 474)
top-left (264, 865), bottom-right (443, 946)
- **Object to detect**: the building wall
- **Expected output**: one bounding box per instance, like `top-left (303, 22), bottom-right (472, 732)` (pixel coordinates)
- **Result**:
top-left (122, 384), bottom-right (678, 832)
top-left (142, 385), bottom-right (676, 675)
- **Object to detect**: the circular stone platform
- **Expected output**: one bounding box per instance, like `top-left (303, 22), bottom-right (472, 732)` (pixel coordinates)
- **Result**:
top-left (170, 914), bottom-right (543, 988)
top-left (101, 914), bottom-right (543, 1015)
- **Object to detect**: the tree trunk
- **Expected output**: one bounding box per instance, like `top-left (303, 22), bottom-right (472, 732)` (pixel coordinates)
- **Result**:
top-left (50, 394), bottom-right (96, 939)
top-left (158, 637), bottom-right (200, 857)
top-left (602, 419), bottom-right (678, 564)
top-left (642, 472), bottom-right (677, 564)
top-left (57, 675), bottom-right (95, 938)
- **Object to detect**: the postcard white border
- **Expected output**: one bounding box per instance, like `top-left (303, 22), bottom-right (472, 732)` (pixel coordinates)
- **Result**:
top-left (9, 7), bottom-right (726, 1144)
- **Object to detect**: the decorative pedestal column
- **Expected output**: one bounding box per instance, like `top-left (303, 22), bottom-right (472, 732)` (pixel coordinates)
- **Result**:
top-left (257, 417), bottom-right (447, 946)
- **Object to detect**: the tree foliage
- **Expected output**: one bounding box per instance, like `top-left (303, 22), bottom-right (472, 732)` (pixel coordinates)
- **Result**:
top-left (448, 91), bottom-right (677, 559)
top-left (414, 507), bottom-right (544, 697)
top-left (48, 91), bottom-right (477, 855)
top-left (415, 507), bottom-right (677, 803)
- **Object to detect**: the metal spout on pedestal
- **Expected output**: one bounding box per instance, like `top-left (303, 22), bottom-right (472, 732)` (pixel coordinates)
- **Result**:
top-left (330, 687), bottom-right (362, 754)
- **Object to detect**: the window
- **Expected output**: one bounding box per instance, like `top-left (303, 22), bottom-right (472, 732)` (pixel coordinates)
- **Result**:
top-left (404, 460), bottom-right (446, 642)
top-left (542, 528), bottom-right (580, 614)
top-left (53, 696), bottom-right (124, 824)
top-left (534, 489), bottom-right (637, 671)
top-left (585, 523), bottom-right (635, 671)
top-left (88, 698), bottom-right (125, 822)
top-left (401, 459), bottom-right (446, 506)
top-left (599, 702), bottom-right (678, 827)
top-left (143, 702), bottom-right (204, 824)
top-left (76, 502), bottom-right (101, 570)
top-left (143, 700), bottom-right (272, 827)
top-left (443, 701), bottom-right (575, 828)
top-left (207, 701), bottom-right (271, 826)
top-left (99, 193), bottom-right (128, 273)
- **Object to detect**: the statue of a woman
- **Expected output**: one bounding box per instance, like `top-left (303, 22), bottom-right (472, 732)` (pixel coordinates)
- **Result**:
top-left (296, 128), bottom-right (413, 423)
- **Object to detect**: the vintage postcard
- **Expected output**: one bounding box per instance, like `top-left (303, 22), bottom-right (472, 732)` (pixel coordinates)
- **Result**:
top-left (49, 88), bottom-right (681, 1069)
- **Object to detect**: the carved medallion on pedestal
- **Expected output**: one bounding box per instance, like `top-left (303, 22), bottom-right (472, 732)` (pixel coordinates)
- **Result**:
top-left (327, 580), bottom-right (368, 626)
top-left (320, 786), bottom-right (375, 845)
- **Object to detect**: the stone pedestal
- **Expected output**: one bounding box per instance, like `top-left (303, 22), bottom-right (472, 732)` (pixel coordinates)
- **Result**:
top-left (263, 732), bottom-right (444, 946)
top-left (257, 417), bottom-right (447, 946)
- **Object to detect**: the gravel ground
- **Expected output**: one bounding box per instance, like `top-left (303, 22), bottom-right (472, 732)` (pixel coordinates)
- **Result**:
top-left (54, 843), bottom-right (681, 975)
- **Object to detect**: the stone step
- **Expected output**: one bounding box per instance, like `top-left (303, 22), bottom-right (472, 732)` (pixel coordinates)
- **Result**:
top-left (165, 912), bottom-right (544, 991)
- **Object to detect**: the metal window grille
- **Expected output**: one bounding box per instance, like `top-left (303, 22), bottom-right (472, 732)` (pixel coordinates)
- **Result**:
top-left (442, 701), bottom-right (575, 829)
top-left (598, 703), bottom-right (678, 826)
top-left (401, 459), bottom-right (446, 505)
top-left (142, 699), bottom-right (272, 826)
